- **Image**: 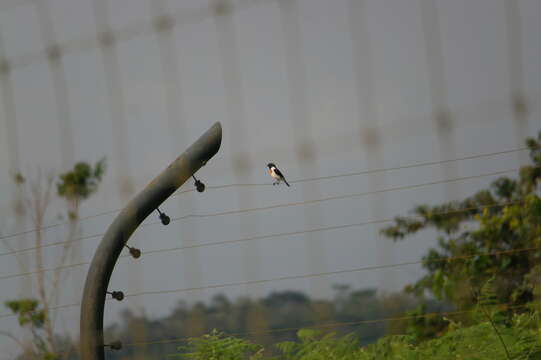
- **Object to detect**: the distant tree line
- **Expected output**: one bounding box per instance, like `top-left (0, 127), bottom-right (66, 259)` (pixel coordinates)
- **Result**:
top-left (98, 287), bottom-right (441, 360)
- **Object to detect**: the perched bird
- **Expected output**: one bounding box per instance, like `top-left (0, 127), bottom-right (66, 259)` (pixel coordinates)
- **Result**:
top-left (267, 163), bottom-right (290, 187)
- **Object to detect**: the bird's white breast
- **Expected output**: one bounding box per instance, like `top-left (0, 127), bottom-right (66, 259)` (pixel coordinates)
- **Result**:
top-left (269, 167), bottom-right (280, 179)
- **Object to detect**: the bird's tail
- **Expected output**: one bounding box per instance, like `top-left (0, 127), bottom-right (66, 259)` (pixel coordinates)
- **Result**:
top-left (284, 179), bottom-right (290, 187)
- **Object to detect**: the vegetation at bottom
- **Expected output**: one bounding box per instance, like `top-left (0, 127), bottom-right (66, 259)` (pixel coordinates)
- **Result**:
top-left (176, 310), bottom-right (541, 360)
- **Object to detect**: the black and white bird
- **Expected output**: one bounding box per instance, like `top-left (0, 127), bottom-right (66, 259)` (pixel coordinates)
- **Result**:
top-left (267, 163), bottom-right (290, 187)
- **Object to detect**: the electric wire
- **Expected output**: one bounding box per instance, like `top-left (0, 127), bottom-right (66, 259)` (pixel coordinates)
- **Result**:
top-left (123, 302), bottom-right (535, 348)
top-left (0, 147), bottom-right (525, 243)
top-left (120, 246), bottom-right (540, 300)
top-left (0, 245), bottom-right (538, 320)
top-left (0, 200), bottom-right (521, 281)
top-left (0, 164), bottom-right (527, 259)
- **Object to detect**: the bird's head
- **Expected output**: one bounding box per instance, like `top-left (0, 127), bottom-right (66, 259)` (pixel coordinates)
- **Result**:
top-left (267, 163), bottom-right (276, 169)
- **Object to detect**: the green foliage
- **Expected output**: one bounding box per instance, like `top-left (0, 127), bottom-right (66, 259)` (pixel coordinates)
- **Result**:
top-left (4, 299), bottom-right (54, 357)
top-left (4, 299), bottom-right (46, 328)
top-left (472, 277), bottom-right (508, 325)
top-left (360, 313), bottom-right (541, 360)
top-left (174, 313), bottom-right (541, 360)
top-left (276, 329), bottom-right (362, 360)
top-left (401, 304), bottom-right (449, 342)
top-left (56, 158), bottom-right (106, 202)
top-left (178, 329), bottom-right (263, 360)
top-left (43, 352), bottom-right (61, 360)
top-left (380, 131), bottom-right (541, 337)
top-left (56, 158), bottom-right (105, 219)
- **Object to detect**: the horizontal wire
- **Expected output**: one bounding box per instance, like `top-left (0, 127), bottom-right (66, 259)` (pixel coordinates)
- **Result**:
top-left (0, 200), bottom-right (519, 281)
top-left (0, 164), bottom-right (525, 259)
top-left (0, 147), bottom-right (525, 244)
top-left (49, 301), bottom-right (539, 355)
top-left (124, 302), bottom-right (534, 348)
top-left (167, 167), bottom-right (521, 223)
top-left (124, 200), bottom-right (521, 256)
top-left (0, 245), bottom-right (538, 320)
top-left (0, 232), bottom-right (104, 258)
top-left (121, 246), bottom-right (540, 300)
top-left (0, 301), bottom-right (80, 320)
top-left (0, 209), bottom-right (119, 243)
top-left (49, 301), bottom-right (535, 355)
top-left (183, 147), bottom-right (528, 189)
top-left (0, 260), bottom-right (91, 281)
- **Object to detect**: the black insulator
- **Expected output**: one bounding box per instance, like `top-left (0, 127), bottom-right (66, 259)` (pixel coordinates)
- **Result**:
top-left (193, 175), bottom-right (206, 193)
top-left (129, 247), bottom-right (141, 259)
top-left (156, 208), bottom-right (170, 225)
top-left (159, 212), bottom-right (170, 225)
top-left (195, 180), bottom-right (205, 193)
top-left (108, 291), bottom-right (124, 302)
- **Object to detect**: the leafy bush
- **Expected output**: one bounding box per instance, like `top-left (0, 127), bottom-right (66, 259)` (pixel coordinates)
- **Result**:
top-left (177, 329), bottom-right (263, 360)
top-left (359, 312), bottom-right (541, 360)
top-left (276, 329), bottom-right (362, 360)
top-left (175, 312), bottom-right (541, 359)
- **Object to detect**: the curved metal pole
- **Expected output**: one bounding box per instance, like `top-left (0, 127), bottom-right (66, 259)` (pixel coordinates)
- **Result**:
top-left (80, 122), bottom-right (222, 359)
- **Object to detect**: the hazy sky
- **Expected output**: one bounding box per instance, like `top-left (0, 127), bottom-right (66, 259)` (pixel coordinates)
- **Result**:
top-left (0, 0), bottom-right (540, 356)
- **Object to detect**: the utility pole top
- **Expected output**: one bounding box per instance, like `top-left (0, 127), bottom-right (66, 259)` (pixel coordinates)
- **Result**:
top-left (80, 122), bottom-right (222, 360)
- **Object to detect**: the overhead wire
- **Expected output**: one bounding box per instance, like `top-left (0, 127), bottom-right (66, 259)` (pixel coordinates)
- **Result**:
top-left (122, 302), bottom-right (536, 348)
top-left (41, 301), bottom-right (541, 356)
top-left (172, 147), bottom-right (529, 190)
top-left (167, 167), bottom-right (520, 221)
top-left (0, 199), bottom-right (522, 282)
top-left (2, 245), bottom-right (537, 321)
top-left (0, 146), bottom-right (527, 245)
top-left (0, 163), bottom-right (527, 260)
top-left (0, 301), bottom-right (80, 320)
top-left (0, 162), bottom-right (519, 257)
top-left (120, 246), bottom-right (540, 300)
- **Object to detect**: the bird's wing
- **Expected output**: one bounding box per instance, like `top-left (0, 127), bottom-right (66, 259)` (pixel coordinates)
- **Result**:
top-left (274, 168), bottom-right (285, 179)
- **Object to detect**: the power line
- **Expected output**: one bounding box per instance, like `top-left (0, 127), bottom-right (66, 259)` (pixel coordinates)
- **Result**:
top-left (0, 147), bottom-right (525, 244)
top-left (121, 246), bottom-right (540, 300)
top-left (0, 201), bottom-right (520, 281)
top-left (0, 232), bottom-right (103, 259)
top-left (0, 208), bottom-right (120, 243)
top-left (0, 245), bottom-right (538, 320)
top-left (0, 301), bottom-right (80, 320)
top-left (132, 200), bottom-right (521, 256)
top-left (46, 302), bottom-right (534, 356)
top-left (0, 260), bottom-right (90, 281)
top-left (46, 301), bottom-right (537, 356)
top-left (122, 302), bottom-right (533, 348)
top-left (0, 164), bottom-right (525, 259)
top-left (175, 147), bottom-right (529, 191)
top-left (166, 167), bottom-right (520, 221)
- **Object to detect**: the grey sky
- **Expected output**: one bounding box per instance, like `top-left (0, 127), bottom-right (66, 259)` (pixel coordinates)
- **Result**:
top-left (0, 0), bottom-right (540, 357)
